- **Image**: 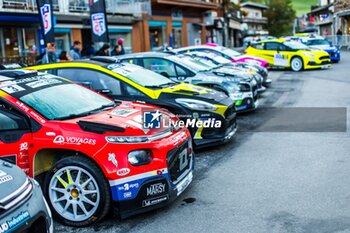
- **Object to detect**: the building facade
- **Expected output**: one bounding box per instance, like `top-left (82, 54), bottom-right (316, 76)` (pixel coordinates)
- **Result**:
top-left (0, 0), bottom-right (150, 63)
top-left (240, 1), bottom-right (268, 36)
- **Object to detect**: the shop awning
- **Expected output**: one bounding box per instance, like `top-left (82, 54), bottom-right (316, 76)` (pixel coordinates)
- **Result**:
top-left (149, 21), bottom-right (167, 27)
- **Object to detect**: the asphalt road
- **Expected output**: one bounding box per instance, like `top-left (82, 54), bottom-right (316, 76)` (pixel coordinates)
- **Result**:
top-left (55, 53), bottom-right (350, 233)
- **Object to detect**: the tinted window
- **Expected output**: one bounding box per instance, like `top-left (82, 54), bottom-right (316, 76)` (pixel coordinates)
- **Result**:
top-left (143, 58), bottom-right (176, 77)
top-left (175, 65), bottom-right (188, 77)
top-left (125, 85), bottom-right (146, 97)
top-left (265, 42), bottom-right (283, 50)
top-left (0, 112), bottom-right (19, 131)
top-left (57, 68), bottom-right (122, 95)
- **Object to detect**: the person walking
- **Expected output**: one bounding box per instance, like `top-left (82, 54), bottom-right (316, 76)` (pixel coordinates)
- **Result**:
top-left (95, 44), bottom-right (110, 56)
top-left (336, 28), bottom-right (343, 49)
top-left (42, 43), bottom-right (57, 64)
top-left (69, 41), bottom-right (82, 60)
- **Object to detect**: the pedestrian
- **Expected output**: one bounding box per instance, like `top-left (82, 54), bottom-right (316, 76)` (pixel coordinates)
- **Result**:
top-left (68, 41), bottom-right (82, 60)
top-left (95, 43), bottom-right (110, 56)
top-left (58, 51), bottom-right (72, 62)
top-left (112, 38), bottom-right (125, 56)
top-left (336, 27), bottom-right (343, 49)
top-left (41, 43), bottom-right (57, 64)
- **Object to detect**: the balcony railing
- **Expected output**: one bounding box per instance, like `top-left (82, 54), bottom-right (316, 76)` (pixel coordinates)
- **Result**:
top-left (0, 0), bottom-right (151, 16)
top-left (106, 0), bottom-right (151, 16)
top-left (242, 16), bottom-right (268, 24)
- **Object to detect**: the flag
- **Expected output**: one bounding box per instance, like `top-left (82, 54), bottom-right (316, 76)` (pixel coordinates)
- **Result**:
top-left (89, 0), bottom-right (109, 43)
top-left (36, 0), bottom-right (55, 44)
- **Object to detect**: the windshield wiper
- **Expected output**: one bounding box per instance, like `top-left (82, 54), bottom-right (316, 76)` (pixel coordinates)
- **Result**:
top-left (88, 102), bottom-right (117, 113)
top-left (53, 103), bottom-right (117, 121)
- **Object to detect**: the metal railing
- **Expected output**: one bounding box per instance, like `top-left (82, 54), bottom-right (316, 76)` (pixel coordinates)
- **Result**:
top-left (0, 0), bottom-right (151, 16)
top-left (106, 0), bottom-right (151, 16)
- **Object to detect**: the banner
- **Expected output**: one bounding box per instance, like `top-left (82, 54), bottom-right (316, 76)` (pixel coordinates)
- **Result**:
top-left (36, 0), bottom-right (55, 44)
top-left (89, 0), bottom-right (109, 43)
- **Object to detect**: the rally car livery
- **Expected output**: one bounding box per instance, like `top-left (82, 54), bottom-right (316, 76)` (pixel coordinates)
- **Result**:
top-left (29, 60), bottom-right (237, 148)
top-left (0, 70), bottom-right (194, 227)
top-left (302, 37), bottom-right (340, 63)
top-left (117, 52), bottom-right (260, 112)
top-left (245, 38), bottom-right (331, 72)
top-left (170, 44), bottom-right (270, 69)
top-left (0, 160), bottom-right (53, 233)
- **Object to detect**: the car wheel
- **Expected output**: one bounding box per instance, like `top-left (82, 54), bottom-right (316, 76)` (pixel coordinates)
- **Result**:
top-left (44, 155), bottom-right (111, 227)
top-left (291, 57), bottom-right (303, 72)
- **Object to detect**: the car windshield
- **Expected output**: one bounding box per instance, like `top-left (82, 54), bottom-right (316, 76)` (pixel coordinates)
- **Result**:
top-left (172, 56), bottom-right (217, 72)
top-left (110, 64), bottom-right (175, 88)
top-left (284, 41), bottom-right (310, 50)
top-left (305, 39), bottom-right (330, 46)
top-left (20, 84), bottom-right (114, 120)
top-left (219, 46), bottom-right (242, 58)
top-left (209, 54), bottom-right (231, 64)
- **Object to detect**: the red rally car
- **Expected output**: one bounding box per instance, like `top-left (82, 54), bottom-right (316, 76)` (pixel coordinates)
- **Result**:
top-left (0, 70), bottom-right (194, 227)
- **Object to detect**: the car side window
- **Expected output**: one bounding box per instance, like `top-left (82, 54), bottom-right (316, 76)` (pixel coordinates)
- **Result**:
top-left (265, 42), bottom-right (285, 51)
top-left (142, 58), bottom-right (176, 78)
top-left (57, 68), bottom-right (122, 95)
top-left (252, 43), bottom-right (264, 50)
top-left (0, 109), bottom-right (28, 131)
top-left (121, 58), bottom-right (139, 66)
top-left (175, 65), bottom-right (188, 77)
top-left (125, 85), bottom-right (146, 97)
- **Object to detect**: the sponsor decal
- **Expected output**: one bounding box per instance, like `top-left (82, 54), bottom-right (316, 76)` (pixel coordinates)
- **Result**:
top-left (123, 192), bottom-right (132, 198)
top-left (45, 132), bottom-right (56, 136)
top-left (26, 79), bottom-right (61, 89)
top-left (110, 109), bottom-right (138, 117)
top-left (108, 153), bottom-right (118, 168)
top-left (0, 211), bottom-right (30, 233)
top-left (1, 85), bottom-right (25, 94)
top-left (53, 135), bottom-right (96, 145)
top-left (176, 172), bottom-right (193, 196)
top-left (146, 183), bottom-right (166, 197)
top-left (15, 101), bottom-right (29, 112)
top-left (171, 131), bottom-right (187, 146)
top-left (19, 142), bottom-right (28, 151)
top-left (0, 174), bottom-right (13, 185)
top-left (274, 54), bottom-right (289, 67)
top-left (117, 168), bottom-right (130, 176)
top-left (91, 13), bottom-right (106, 36)
top-left (142, 195), bottom-right (168, 207)
top-left (178, 149), bottom-right (189, 171)
top-left (118, 182), bottom-right (139, 191)
top-left (29, 111), bottom-right (46, 124)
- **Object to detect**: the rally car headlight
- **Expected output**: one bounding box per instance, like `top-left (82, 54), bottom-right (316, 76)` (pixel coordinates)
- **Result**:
top-left (106, 136), bottom-right (149, 143)
top-left (175, 98), bottom-right (217, 111)
top-left (302, 52), bottom-right (316, 57)
top-left (128, 150), bottom-right (152, 166)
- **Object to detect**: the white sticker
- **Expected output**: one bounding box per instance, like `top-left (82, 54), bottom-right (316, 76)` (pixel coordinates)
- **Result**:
top-left (274, 54), bottom-right (289, 66)
top-left (111, 109), bottom-right (139, 117)
top-left (26, 79), bottom-right (61, 88)
top-left (1, 85), bottom-right (25, 94)
top-left (0, 169), bottom-right (6, 177)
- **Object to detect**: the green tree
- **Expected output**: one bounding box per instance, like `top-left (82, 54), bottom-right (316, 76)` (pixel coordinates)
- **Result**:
top-left (264, 0), bottom-right (296, 37)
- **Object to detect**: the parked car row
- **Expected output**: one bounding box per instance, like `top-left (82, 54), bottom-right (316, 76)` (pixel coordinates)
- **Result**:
top-left (0, 40), bottom-right (330, 230)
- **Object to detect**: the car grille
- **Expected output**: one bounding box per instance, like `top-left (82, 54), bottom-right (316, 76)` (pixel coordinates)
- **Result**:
top-left (167, 140), bottom-right (192, 185)
top-left (320, 56), bottom-right (330, 60)
top-left (0, 178), bottom-right (33, 216)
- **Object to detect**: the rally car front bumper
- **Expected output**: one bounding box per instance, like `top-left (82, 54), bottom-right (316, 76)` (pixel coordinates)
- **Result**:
top-left (110, 140), bottom-right (195, 219)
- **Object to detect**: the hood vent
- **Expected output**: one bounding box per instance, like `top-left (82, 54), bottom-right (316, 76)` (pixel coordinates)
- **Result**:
top-left (78, 121), bottom-right (125, 134)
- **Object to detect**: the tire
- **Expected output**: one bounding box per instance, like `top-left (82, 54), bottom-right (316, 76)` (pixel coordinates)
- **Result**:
top-left (290, 57), bottom-right (303, 72)
top-left (43, 155), bottom-right (111, 227)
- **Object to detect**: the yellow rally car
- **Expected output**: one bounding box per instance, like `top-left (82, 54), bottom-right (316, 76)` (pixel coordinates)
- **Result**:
top-left (245, 38), bottom-right (331, 72)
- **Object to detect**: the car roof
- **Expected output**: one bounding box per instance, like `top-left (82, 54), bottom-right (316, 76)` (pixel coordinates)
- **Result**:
top-left (172, 44), bottom-right (219, 53)
top-left (116, 52), bottom-right (170, 59)
top-left (256, 38), bottom-right (286, 43)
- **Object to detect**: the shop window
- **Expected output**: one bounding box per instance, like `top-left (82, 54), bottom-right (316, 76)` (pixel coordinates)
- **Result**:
top-left (149, 25), bottom-right (167, 51)
top-left (110, 32), bottom-right (132, 54)
top-left (3, 28), bottom-right (19, 57)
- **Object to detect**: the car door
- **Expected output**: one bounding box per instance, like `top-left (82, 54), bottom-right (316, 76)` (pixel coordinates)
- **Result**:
top-left (0, 108), bottom-right (32, 175)
top-left (56, 68), bottom-right (149, 102)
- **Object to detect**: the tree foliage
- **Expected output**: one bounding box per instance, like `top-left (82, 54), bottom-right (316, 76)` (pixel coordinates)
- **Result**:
top-left (264, 0), bottom-right (296, 37)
